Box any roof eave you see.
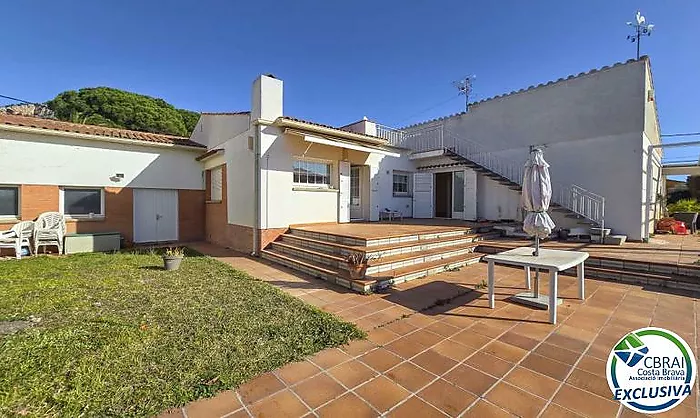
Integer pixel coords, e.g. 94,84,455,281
273,117,389,146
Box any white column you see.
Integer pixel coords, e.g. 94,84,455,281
525,266,531,290
488,261,495,308
549,271,558,324
577,263,585,300
464,168,478,220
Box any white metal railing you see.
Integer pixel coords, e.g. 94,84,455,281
375,124,406,145
397,124,606,228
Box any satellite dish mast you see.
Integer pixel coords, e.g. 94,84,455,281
626,10,654,59
453,75,476,112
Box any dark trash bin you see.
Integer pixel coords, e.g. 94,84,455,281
672,212,698,234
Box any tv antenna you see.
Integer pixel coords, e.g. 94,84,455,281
453,75,475,112
627,10,654,59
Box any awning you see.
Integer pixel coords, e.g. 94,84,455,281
285,129,400,157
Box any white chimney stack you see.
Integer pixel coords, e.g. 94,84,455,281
251,74,283,122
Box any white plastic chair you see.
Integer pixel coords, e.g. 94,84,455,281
0,221,35,259
34,212,66,254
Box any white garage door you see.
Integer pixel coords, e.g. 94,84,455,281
133,189,179,243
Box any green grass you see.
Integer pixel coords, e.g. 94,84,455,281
0,249,364,417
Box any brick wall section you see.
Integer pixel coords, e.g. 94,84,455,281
179,189,205,242
20,185,59,220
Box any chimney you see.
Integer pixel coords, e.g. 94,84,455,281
251,74,283,122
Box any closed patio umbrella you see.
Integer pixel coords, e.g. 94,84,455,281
520,147,555,299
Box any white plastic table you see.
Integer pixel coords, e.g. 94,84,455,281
483,247,589,324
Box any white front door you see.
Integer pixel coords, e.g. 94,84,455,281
350,166,363,220
338,161,350,223
413,172,434,218
133,189,179,243
452,170,465,219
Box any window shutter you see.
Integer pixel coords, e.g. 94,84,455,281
211,167,223,201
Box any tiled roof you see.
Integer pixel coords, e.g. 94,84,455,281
200,111,250,116
0,114,205,148
277,116,389,143
402,56,650,129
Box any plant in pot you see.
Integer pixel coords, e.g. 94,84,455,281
162,247,185,271
345,252,379,280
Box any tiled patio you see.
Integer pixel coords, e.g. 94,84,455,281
485,234,700,266
160,242,700,418
290,220,485,240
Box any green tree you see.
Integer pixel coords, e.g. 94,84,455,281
47,87,200,136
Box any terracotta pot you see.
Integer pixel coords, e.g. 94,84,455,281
348,263,368,280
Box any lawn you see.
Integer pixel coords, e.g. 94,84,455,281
0,249,363,417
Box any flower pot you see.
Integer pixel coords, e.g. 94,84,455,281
348,263,368,280
162,255,183,271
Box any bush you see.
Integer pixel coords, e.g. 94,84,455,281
666,198,700,214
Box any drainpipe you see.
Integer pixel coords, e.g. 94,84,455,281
252,124,261,256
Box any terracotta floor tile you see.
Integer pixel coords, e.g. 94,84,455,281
464,351,514,378
540,403,585,418
576,355,606,376
276,361,321,386
520,352,571,381
486,381,546,418
443,364,497,396
316,392,377,418
238,373,286,405
470,322,508,339
424,320,462,338
384,361,436,392
545,332,590,353
450,329,493,349
359,347,403,373
498,330,540,351
341,339,378,357
409,329,445,348
308,348,352,369
566,368,612,399
431,339,475,362
503,366,560,399
367,327,400,345
248,389,308,418
510,321,555,340
418,379,476,416
327,360,378,389
354,376,410,413
482,340,528,363
533,342,582,365
184,390,241,418
387,395,446,418
223,409,250,418
552,384,620,417
385,335,428,359
383,320,419,336
292,373,346,409
411,349,458,376
462,400,512,417
404,313,438,328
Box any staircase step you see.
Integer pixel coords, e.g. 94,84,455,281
578,266,700,292
261,248,484,293
279,232,483,258
288,226,473,247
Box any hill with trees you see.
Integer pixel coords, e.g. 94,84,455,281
45,87,199,137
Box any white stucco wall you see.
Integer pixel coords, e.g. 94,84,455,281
369,150,417,219
405,60,649,239
190,114,251,149
224,129,256,227
0,130,204,190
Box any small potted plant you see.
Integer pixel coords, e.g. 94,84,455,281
345,252,379,280
162,247,185,271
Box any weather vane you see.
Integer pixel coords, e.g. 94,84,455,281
627,10,654,59
453,75,475,112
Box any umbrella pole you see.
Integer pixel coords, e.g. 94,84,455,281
534,235,540,297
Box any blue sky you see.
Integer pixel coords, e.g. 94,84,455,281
3,1,699,149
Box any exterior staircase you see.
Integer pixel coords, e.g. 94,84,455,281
261,226,499,293
382,124,607,233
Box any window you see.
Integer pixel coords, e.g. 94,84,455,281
393,172,411,196
210,167,223,201
0,186,19,218
293,159,331,186
61,188,104,217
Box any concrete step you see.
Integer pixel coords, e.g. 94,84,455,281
288,227,473,247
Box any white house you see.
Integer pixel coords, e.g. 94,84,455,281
0,56,662,262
